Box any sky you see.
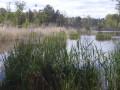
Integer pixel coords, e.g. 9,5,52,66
0,0,118,18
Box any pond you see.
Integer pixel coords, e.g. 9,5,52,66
0,32,120,85
0,41,19,84
67,35,119,53
0,34,120,68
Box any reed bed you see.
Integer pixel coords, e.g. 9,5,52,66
0,33,120,90
96,33,112,41
69,33,80,39
0,26,76,41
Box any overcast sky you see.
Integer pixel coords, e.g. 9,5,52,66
0,0,118,18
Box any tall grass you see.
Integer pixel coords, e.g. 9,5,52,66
1,33,120,90
0,26,76,41
96,33,112,41
107,42,120,90
69,33,80,39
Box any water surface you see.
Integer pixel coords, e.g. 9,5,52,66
0,33,120,85
67,35,119,53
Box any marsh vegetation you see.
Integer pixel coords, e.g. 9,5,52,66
96,33,112,41
0,32,120,90
69,33,80,40
0,0,120,90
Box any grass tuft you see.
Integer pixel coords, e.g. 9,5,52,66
69,33,80,39
96,33,112,41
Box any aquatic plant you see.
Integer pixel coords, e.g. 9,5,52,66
1,33,120,90
96,33,112,41
69,33,80,39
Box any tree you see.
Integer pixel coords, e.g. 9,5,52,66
36,12,51,25
15,1,26,27
27,9,34,23
74,17,82,28
22,18,28,28
5,12,16,26
0,8,6,24
15,1,26,12
56,14,65,26
84,23,90,30
0,12,4,24
98,23,105,29
112,0,120,27
44,5,55,23
0,8,6,17
106,14,119,27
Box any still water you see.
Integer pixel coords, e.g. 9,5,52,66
0,35,120,70
0,41,18,85
0,34,120,85
67,35,119,53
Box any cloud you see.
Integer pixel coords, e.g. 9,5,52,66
0,0,118,18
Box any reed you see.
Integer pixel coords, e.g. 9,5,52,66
96,33,112,41
0,26,76,41
1,33,120,90
69,33,80,39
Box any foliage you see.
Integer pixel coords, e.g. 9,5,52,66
106,14,119,27
27,9,34,23
69,33,80,39
1,34,120,89
15,1,26,12
1,35,102,90
112,42,120,89
0,1,101,28
0,1,119,28
0,8,6,24
0,8,6,17
22,18,29,28
96,33,112,41
5,12,16,26
84,23,90,30
0,12,4,24
98,23,105,29
36,12,51,25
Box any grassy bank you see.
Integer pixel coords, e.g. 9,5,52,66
1,33,120,90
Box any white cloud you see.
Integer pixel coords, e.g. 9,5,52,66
0,0,118,18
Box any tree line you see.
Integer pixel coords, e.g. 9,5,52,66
0,1,119,30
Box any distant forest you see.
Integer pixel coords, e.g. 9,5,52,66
0,1,119,30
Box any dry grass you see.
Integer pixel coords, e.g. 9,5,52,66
0,26,76,53
0,26,76,41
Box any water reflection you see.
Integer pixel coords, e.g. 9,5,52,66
0,40,20,85
0,34,120,85
67,35,119,53
0,40,19,70
96,31,120,33
0,53,5,85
